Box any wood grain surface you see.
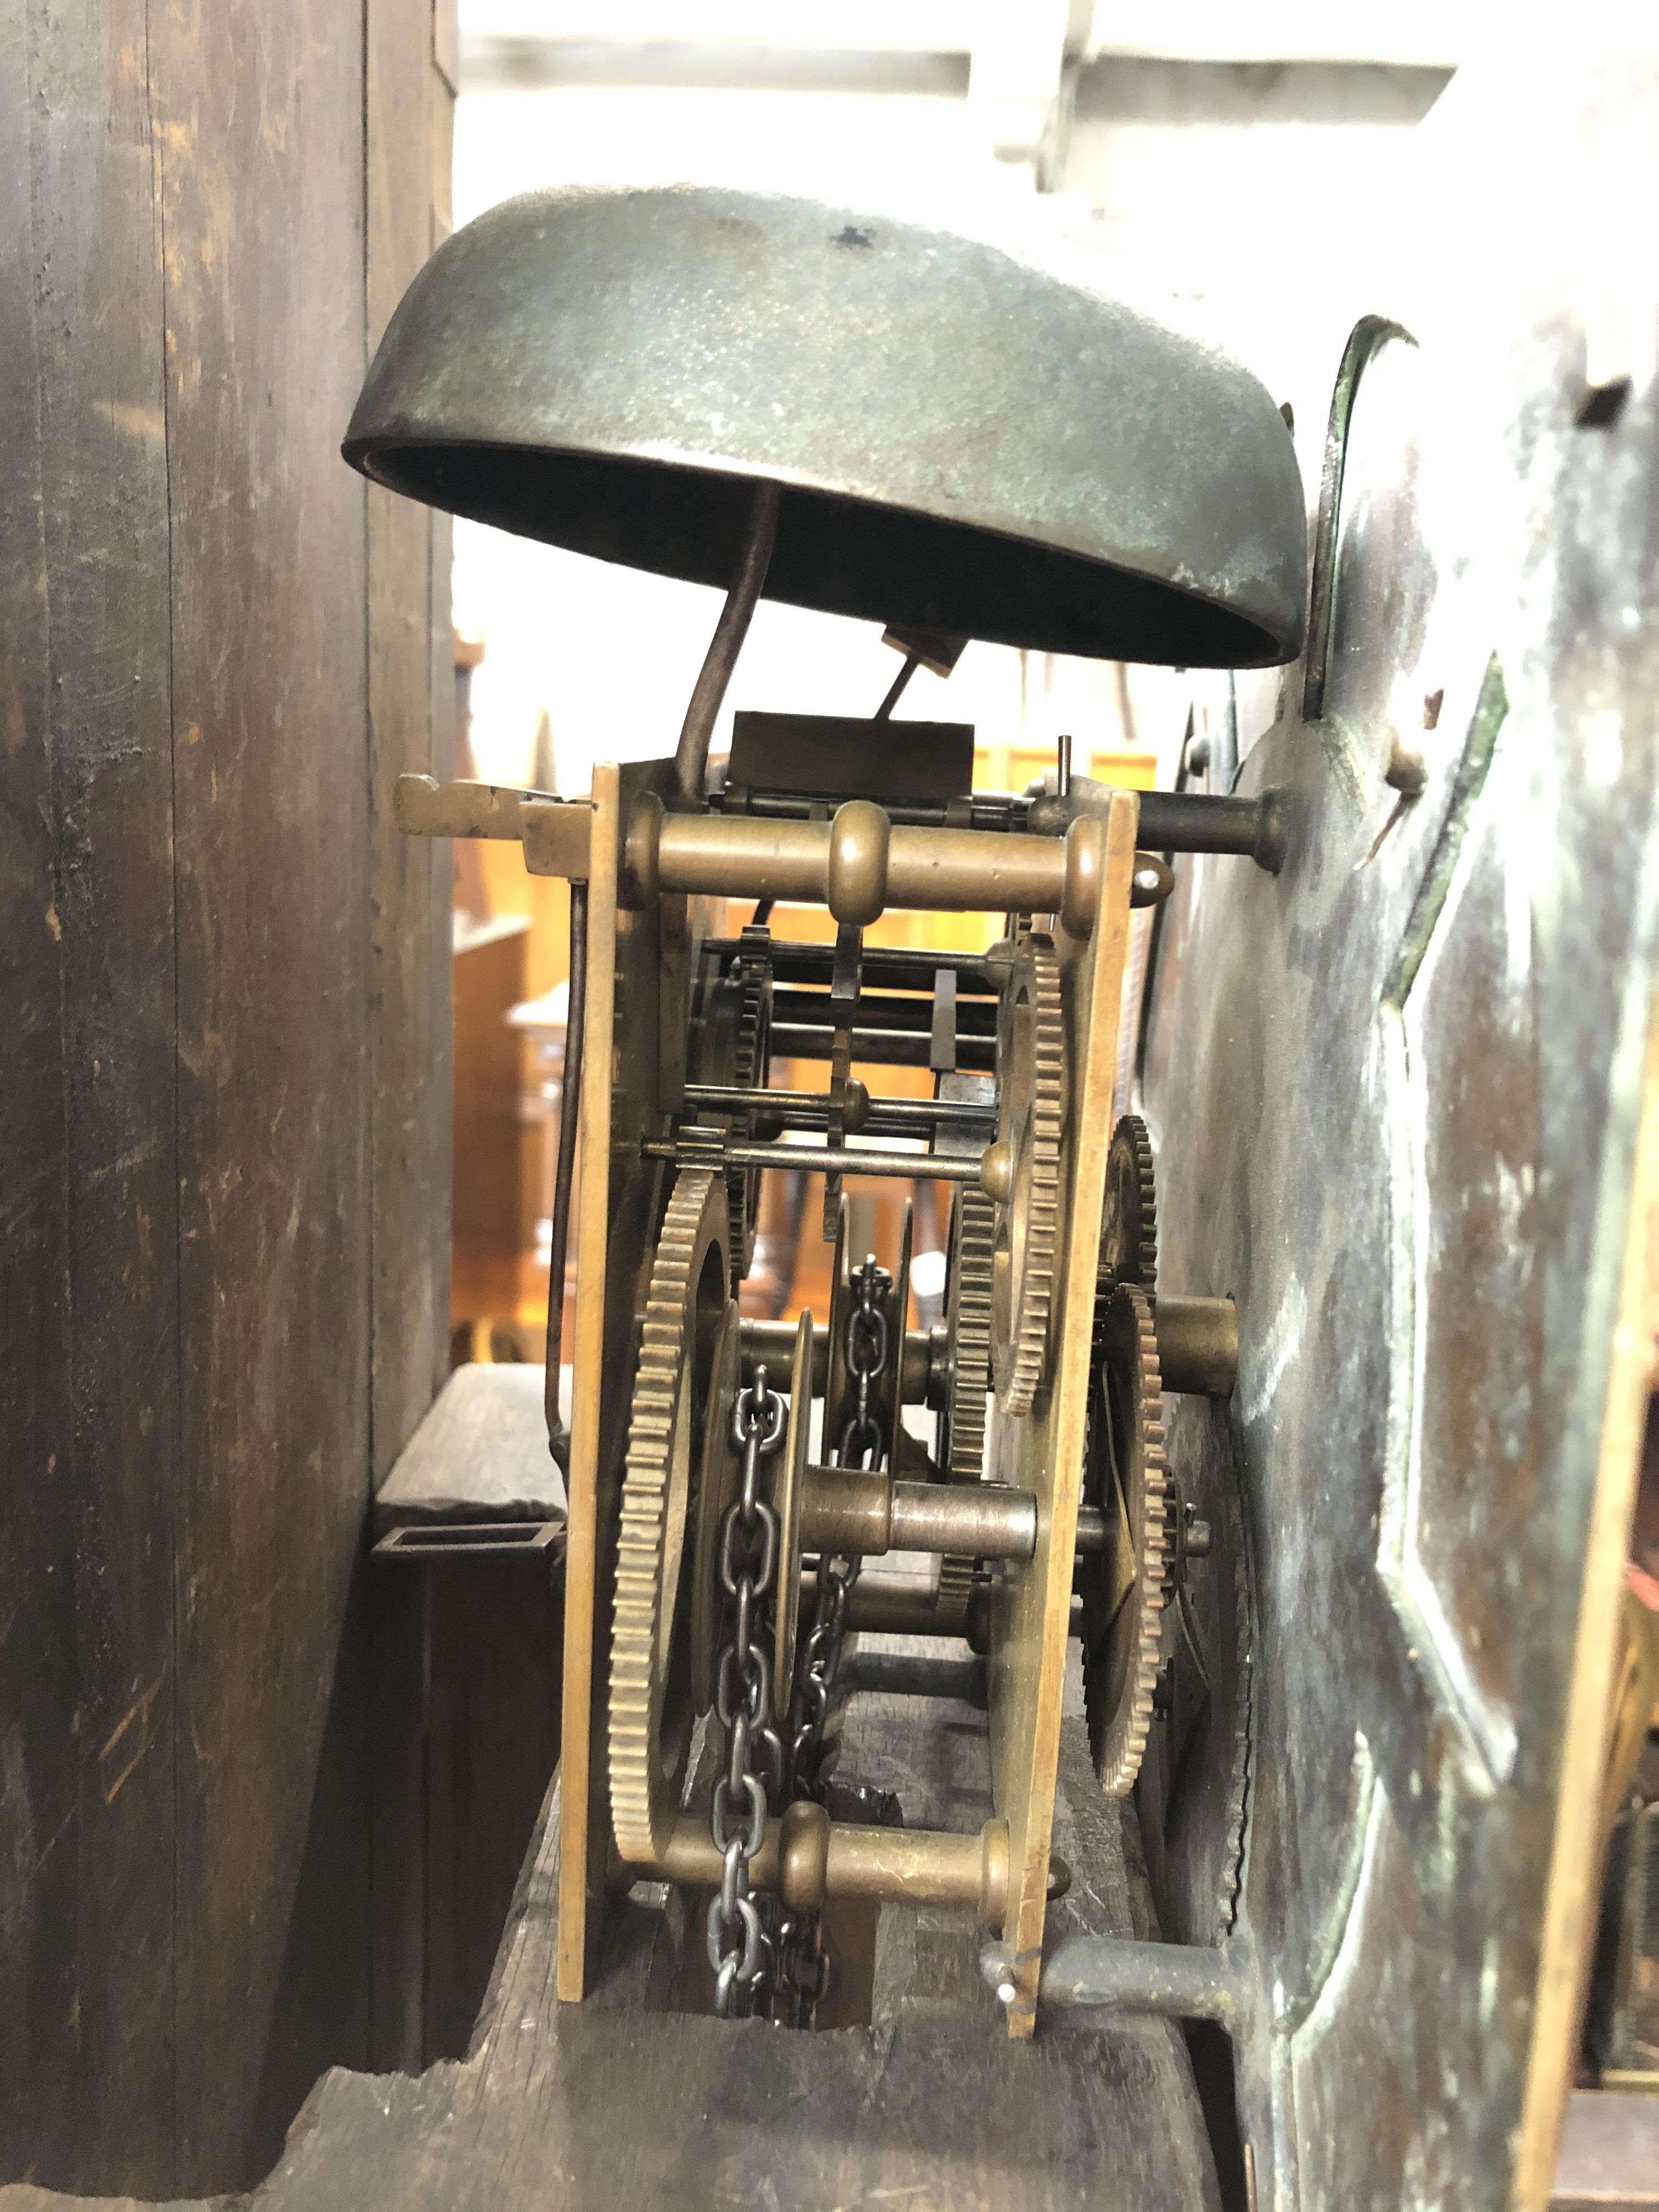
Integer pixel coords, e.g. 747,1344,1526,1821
0,0,454,2191
369,0,454,1493
0,1642,1218,2212
0,0,179,2186
373,1363,567,1534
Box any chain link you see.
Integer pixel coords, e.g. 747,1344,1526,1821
706,1367,786,2018
774,1254,894,2025
704,1258,897,2028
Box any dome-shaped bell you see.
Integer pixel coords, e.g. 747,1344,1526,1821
343,184,1306,670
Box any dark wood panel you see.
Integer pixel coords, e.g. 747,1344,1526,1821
0,0,79,2182
422,1562,562,2061
153,0,371,2186
368,0,452,1492
371,1364,564,2068
9,1657,1212,2211
0,0,180,2190
1,0,454,2192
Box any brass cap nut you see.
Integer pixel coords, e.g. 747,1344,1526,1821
826,799,890,927
777,1799,832,1913
978,1818,1011,1931
979,1137,1014,1205
623,790,664,907
1060,811,1103,937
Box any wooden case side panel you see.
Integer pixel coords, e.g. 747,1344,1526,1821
156,0,373,2181
367,0,455,1489
0,0,180,2184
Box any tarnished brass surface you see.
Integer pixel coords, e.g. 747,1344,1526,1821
1099,1113,1157,1297
607,1169,730,1862
989,932,1065,1416
888,1481,1037,1564
645,1133,984,1184
840,1573,989,1645
825,798,890,927
688,1082,991,1136
729,709,974,806
797,1466,890,1557
1155,1295,1239,1398
985,788,1139,2037
741,1317,934,1402
1079,1283,1170,1796
634,801,1099,927
555,763,623,2001
794,1470,1035,1564
638,1809,1012,1927
393,771,550,840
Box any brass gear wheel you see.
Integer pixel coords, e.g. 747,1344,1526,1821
1100,1113,1157,1300
1080,1282,1171,1795
608,1169,730,1863
989,932,1065,1416
944,1185,996,1479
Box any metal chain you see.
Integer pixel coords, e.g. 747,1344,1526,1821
837,1255,891,1469
775,1254,894,2025
706,1366,786,2019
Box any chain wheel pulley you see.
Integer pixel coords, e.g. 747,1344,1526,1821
607,1168,730,1863
988,931,1066,1415
1079,1281,1172,1795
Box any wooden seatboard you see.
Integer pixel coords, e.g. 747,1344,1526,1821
986,795,1140,2038
0,1650,1220,2212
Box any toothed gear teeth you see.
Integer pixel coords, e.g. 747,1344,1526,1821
945,1187,997,1479
989,933,1066,1417
1080,1283,1169,1797
1099,1113,1158,1305
607,1169,728,1864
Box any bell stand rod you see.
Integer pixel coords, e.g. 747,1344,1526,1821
674,479,782,806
